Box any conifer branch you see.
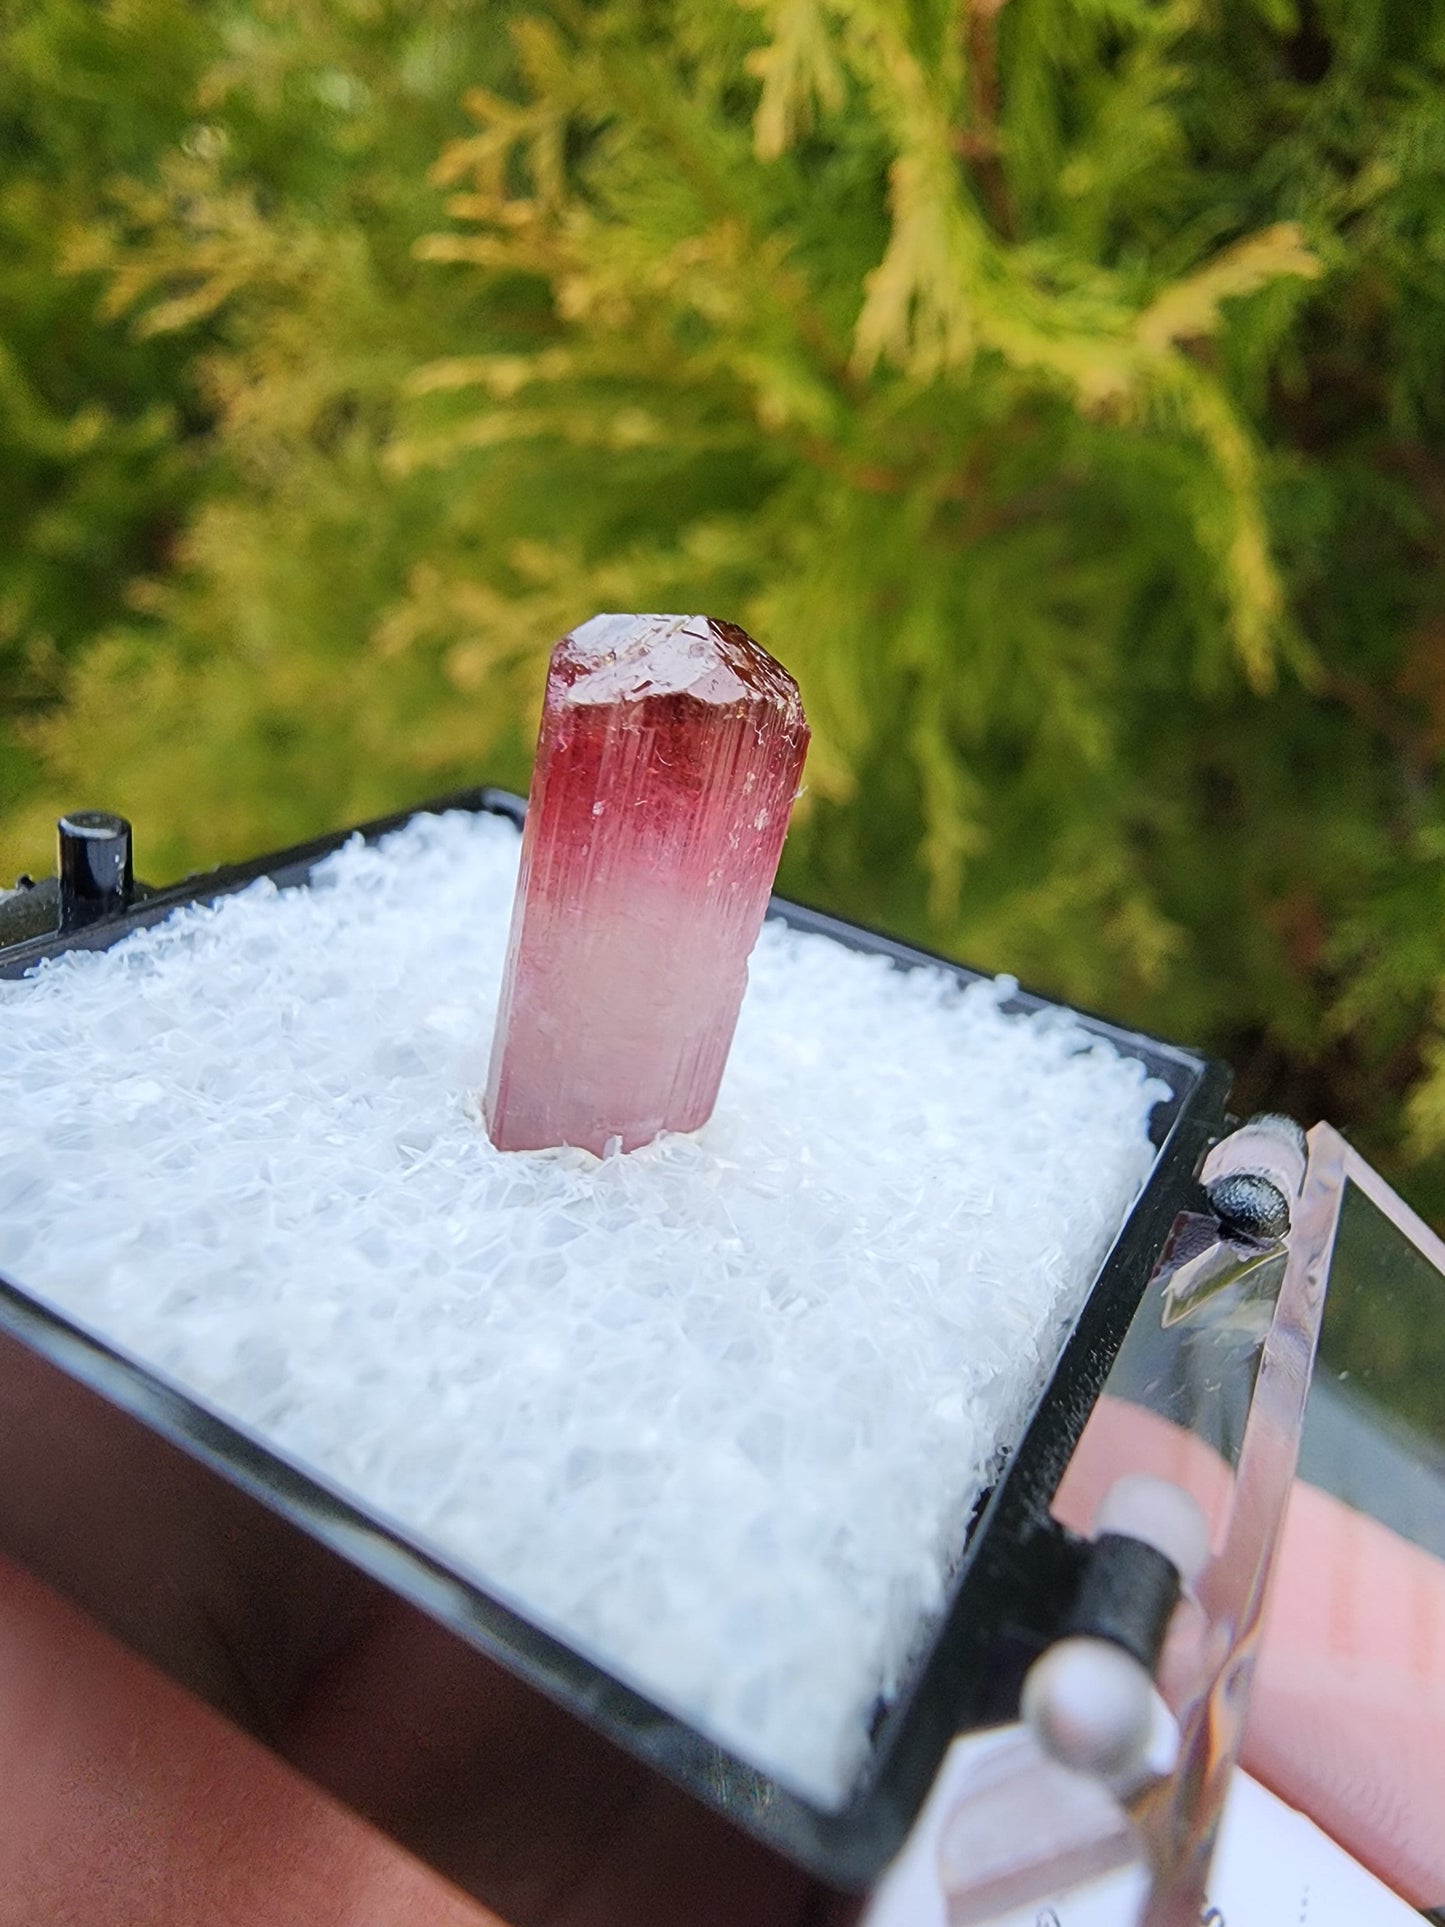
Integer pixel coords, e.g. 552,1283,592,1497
957,0,1014,241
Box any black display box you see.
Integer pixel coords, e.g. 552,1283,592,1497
0,789,1229,1898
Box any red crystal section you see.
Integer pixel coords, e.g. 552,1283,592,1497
484,614,810,1154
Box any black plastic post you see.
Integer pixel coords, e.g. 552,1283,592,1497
57,811,134,932
1063,1532,1181,1674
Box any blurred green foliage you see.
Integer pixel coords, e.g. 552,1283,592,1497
3,0,1445,1218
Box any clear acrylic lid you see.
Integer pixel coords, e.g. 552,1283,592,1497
876,1121,1445,1926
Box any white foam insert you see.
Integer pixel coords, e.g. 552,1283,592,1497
0,810,1168,1803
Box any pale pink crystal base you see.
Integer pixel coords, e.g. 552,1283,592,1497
484,613,810,1155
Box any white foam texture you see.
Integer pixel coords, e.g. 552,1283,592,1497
0,810,1167,1804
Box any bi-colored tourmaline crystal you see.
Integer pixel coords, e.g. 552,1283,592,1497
485,614,810,1154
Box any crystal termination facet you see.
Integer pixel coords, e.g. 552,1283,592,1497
484,614,810,1155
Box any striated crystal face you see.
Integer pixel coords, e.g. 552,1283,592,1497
484,613,810,1154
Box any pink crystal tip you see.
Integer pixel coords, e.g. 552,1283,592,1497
484,615,809,1155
